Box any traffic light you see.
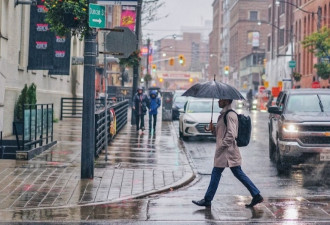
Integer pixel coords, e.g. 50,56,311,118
224,66,229,75
169,58,174,66
263,58,267,68
159,78,163,83
178,54,185,65
152,64,157,72
189,78,193,83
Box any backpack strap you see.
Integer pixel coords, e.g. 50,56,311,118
223,109,237,127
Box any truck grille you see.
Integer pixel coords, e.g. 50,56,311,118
299,137,330,145
298,125,330,132
196,123,216,134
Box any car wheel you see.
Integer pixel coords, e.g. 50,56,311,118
182,135,189,141
275,141,290,174
269,135,276,161
179,127,183,138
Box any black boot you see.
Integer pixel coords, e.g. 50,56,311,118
192,199,211,207
245,194,263,208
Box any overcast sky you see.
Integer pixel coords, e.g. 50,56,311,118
142,0,214,41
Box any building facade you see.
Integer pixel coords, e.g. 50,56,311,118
0,1,85,136
293,0,330,88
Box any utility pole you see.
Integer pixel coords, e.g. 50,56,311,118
131,0,142,125
315,6,322,82
81,0,97,179
146,38,150,75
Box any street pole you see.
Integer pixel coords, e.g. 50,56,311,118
81,0,97,179
146,38,150,89
131,0,142,125
315,6,322,82
103,32,108,162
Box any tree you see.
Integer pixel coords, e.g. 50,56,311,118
142,0,167,26
302,27,330,80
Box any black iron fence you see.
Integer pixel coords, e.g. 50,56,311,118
23,104,54,150
60,98,83,120
94,100,129,157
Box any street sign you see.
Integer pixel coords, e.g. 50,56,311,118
105,26,137,58
89,4,105,28
97,0,138,5
289,60,296,68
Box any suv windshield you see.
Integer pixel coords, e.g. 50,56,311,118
285,94,330,113
187,100,218,113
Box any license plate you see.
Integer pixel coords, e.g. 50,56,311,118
320,153,330,161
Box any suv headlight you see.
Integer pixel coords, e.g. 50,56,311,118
283,123,298,133
184,119,196,124
253,99,258,104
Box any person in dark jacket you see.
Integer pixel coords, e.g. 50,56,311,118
148,90,161,134
133,87,149,132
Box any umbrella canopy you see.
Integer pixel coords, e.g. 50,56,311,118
182,80,245,100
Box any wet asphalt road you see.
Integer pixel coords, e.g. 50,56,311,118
1,110,330,224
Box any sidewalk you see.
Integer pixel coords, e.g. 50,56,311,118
0,112,194,210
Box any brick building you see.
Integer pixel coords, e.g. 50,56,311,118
293,0,330,88
229,0,271,90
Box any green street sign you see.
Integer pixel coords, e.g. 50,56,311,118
89,4,105,28
289,60,296,68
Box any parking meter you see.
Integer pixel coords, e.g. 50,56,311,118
162,91,173,121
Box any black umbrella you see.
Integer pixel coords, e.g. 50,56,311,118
182,76,244,131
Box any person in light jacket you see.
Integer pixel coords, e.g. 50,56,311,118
192,99,263,208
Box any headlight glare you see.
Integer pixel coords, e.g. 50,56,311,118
283,124,298,133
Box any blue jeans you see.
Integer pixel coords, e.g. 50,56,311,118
149,114,157,131
204,166,260,202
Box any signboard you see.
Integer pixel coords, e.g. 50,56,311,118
89,4,106,28
28,0,54,70
120,6,136,31
289,60,296,68
49,35,71,75
105,26,137,58
28,0,71,74
97,0,138,5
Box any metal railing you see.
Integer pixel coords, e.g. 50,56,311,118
23,104,54,150
94,100,129,157
60,98,83,120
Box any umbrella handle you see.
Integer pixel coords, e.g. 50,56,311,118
204,120,213,132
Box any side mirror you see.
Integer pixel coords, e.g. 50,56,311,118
179,108,184,113
268,106,281,115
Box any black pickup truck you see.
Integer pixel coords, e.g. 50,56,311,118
268,89,330,173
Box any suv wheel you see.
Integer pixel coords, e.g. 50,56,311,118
275,143,290,174
269,136,276,161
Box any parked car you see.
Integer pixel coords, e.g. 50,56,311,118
173,90,186,99
179,98,219,140
172,95,188,120
268,89,330,173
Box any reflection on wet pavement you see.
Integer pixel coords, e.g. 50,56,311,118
0,116,192,213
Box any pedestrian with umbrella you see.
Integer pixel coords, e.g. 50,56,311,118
184,77,263,208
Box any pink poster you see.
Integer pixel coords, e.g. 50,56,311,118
121,6,136,31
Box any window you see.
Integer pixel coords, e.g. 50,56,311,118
267,36,271,51
268,7,272,22
279,2,285,15
279,29,285,46
249,11,258,21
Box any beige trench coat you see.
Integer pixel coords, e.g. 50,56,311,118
213,104,241,168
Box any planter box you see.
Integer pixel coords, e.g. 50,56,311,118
13,121,24,135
